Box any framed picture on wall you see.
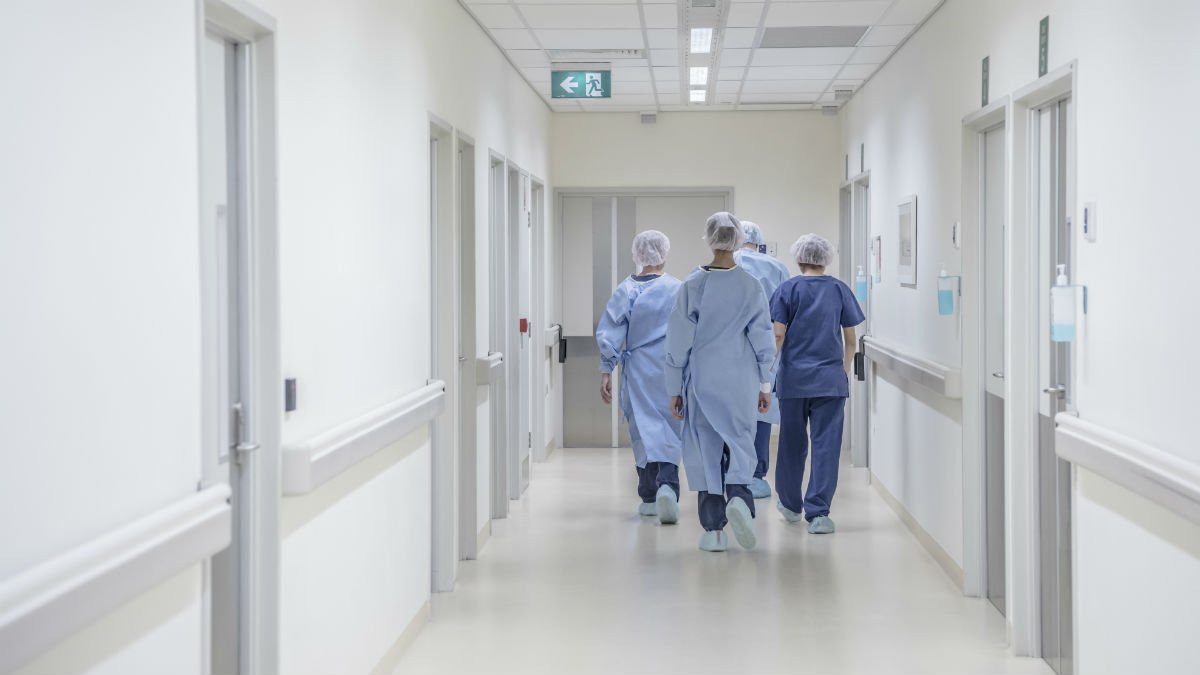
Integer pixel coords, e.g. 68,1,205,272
897,195,918,287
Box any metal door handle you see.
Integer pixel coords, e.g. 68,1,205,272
1043,386,1066,399
458,356,467,363
992,372,1005,379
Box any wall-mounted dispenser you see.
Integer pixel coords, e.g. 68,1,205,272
855,266,868,304
937,266,960,316
1051,264,1076,342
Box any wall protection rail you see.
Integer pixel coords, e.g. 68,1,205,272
1056,414,1200,527
0,485,232,673
282,380,446,496
476,352,504,384
862,336,962,399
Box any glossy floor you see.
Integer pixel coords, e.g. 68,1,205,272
394,447,1051,675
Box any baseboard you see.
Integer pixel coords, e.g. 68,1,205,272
369,600,430,675
536,438,558,462
477,519,491,554
869,471,965,590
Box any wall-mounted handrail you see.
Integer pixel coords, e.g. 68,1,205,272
476,352,504,383
862,336,962,399
544,324,561,345
282,380,446,496
0,485,232,673
1056,414,1200,527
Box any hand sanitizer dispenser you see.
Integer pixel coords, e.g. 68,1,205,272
1051,264,1076,342
937,266,955,316
855,266,868,304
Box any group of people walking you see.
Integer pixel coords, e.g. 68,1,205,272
596,212,865,552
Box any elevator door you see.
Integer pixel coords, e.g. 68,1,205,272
561,193,729,448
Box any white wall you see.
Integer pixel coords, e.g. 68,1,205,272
552,111,843,271
0,0,206,671
839,0,1200,668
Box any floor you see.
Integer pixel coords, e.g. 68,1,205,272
394,446,1052,675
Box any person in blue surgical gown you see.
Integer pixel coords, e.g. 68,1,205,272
770,234,865,535
665,212,777,552
733,221,792,499
597,230,684,525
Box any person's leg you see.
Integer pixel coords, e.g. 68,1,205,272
636,465,657,504
753,422,772,478
802,397,847,521
655,462,680,499
652,461,680,524
774,398,811,516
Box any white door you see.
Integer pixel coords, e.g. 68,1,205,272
508,169,531,496
488,158,509,517
848,178,871,467
981,123,1007,616
200,29,252,675
1034,97,1075,675
456,139,479,559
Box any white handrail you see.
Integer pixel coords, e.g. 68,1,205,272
282,380,446,496
862,336,962,399
476,352,504,383
544,324,561,344
1056,414,1200,527
0,486,232,673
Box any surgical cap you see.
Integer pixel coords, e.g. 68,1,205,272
632,230,670,269
703,212,746,251
790,234,835,267
740,221,765,246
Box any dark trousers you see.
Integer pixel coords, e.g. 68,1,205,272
697,444,756,530
636,462,680,503
777,397,846,521
753,421,772,479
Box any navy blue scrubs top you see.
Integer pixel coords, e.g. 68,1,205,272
770,275,866,399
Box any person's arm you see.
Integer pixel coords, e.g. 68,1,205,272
839,283,867,374
596,286,630,404
843,326,857,374
664,283,695,420
746,286,776,413
774,321,786,353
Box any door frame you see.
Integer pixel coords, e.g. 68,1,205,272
1007,62,1077,658
529,178,550,463
960,96,1009,601
456,132,480,560
488,151,510,518
505,162,527,497
841,172,871,469
197,1,281,672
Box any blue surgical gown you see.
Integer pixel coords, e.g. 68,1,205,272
665,267,777,494
734,249,791,425
596,273,684,468
770,275,866,399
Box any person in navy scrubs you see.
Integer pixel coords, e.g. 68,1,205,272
770,234,865,534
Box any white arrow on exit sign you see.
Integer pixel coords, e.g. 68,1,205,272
559,76,579,95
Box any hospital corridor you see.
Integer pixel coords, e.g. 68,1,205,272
2,1,1198,675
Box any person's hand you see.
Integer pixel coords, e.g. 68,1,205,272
671,396,685,420
758,392,772,413
600,374,613,404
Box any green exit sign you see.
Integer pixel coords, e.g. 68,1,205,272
551,70,611,99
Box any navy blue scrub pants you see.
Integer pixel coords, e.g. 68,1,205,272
777,397,846,521
636,462,680,503
753,421,772,479
698,445,756,530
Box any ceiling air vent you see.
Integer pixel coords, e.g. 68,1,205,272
691,0,717,8
640,112,657,125
759,26,869,48
548,49,643,62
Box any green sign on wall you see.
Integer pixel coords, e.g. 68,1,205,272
1039,16,1049,77
551,70,611,99
982,56,990,107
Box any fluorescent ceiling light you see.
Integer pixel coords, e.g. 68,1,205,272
689,67,709,86
689,89,706,103
690,28,713,54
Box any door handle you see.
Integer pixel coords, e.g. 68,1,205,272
458,356,467,363
235,442,260,464
992,372,1005,379
1043,386,1066,399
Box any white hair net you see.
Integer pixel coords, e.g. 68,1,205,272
632,230,670,270
740,221,765,246
703,212,746,251
790,234,835,267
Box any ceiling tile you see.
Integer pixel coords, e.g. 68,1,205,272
740,92,820,103
764,1,891,28
860,25,915,47
519,4,641,29
741,79,830,94
646,29,678,49
751,47,854,66
469,4,525,28
652,66,679,81
523,67,551,82
728,3,764,28
716,81,743,93
838,63,879,79
849,46,895,64
718,67,745,80
642,4,678,29
722,28,758,49
650,49,678,67
745,65,842,80
718,49,751,67
507,49,550,67
610,81,654,94
882,0,943,25
656,82,681,94
534,29,644,49
612,66,652,82
490,29,539,50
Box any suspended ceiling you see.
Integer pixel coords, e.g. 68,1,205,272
459,0,945,112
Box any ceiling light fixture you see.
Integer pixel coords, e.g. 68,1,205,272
689,67,709,86
690,89,707,103
690,28,713,54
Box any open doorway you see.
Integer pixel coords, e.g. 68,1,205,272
198,3,281,672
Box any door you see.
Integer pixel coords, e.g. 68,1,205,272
559,192,728,448
838,185,853,458
1034,97,1074,675
982,123,1007,616
200,29,252,675
848,178,871,467
488,158,509,517
456,138,479,559
429,123,457,592
508,168,531,496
